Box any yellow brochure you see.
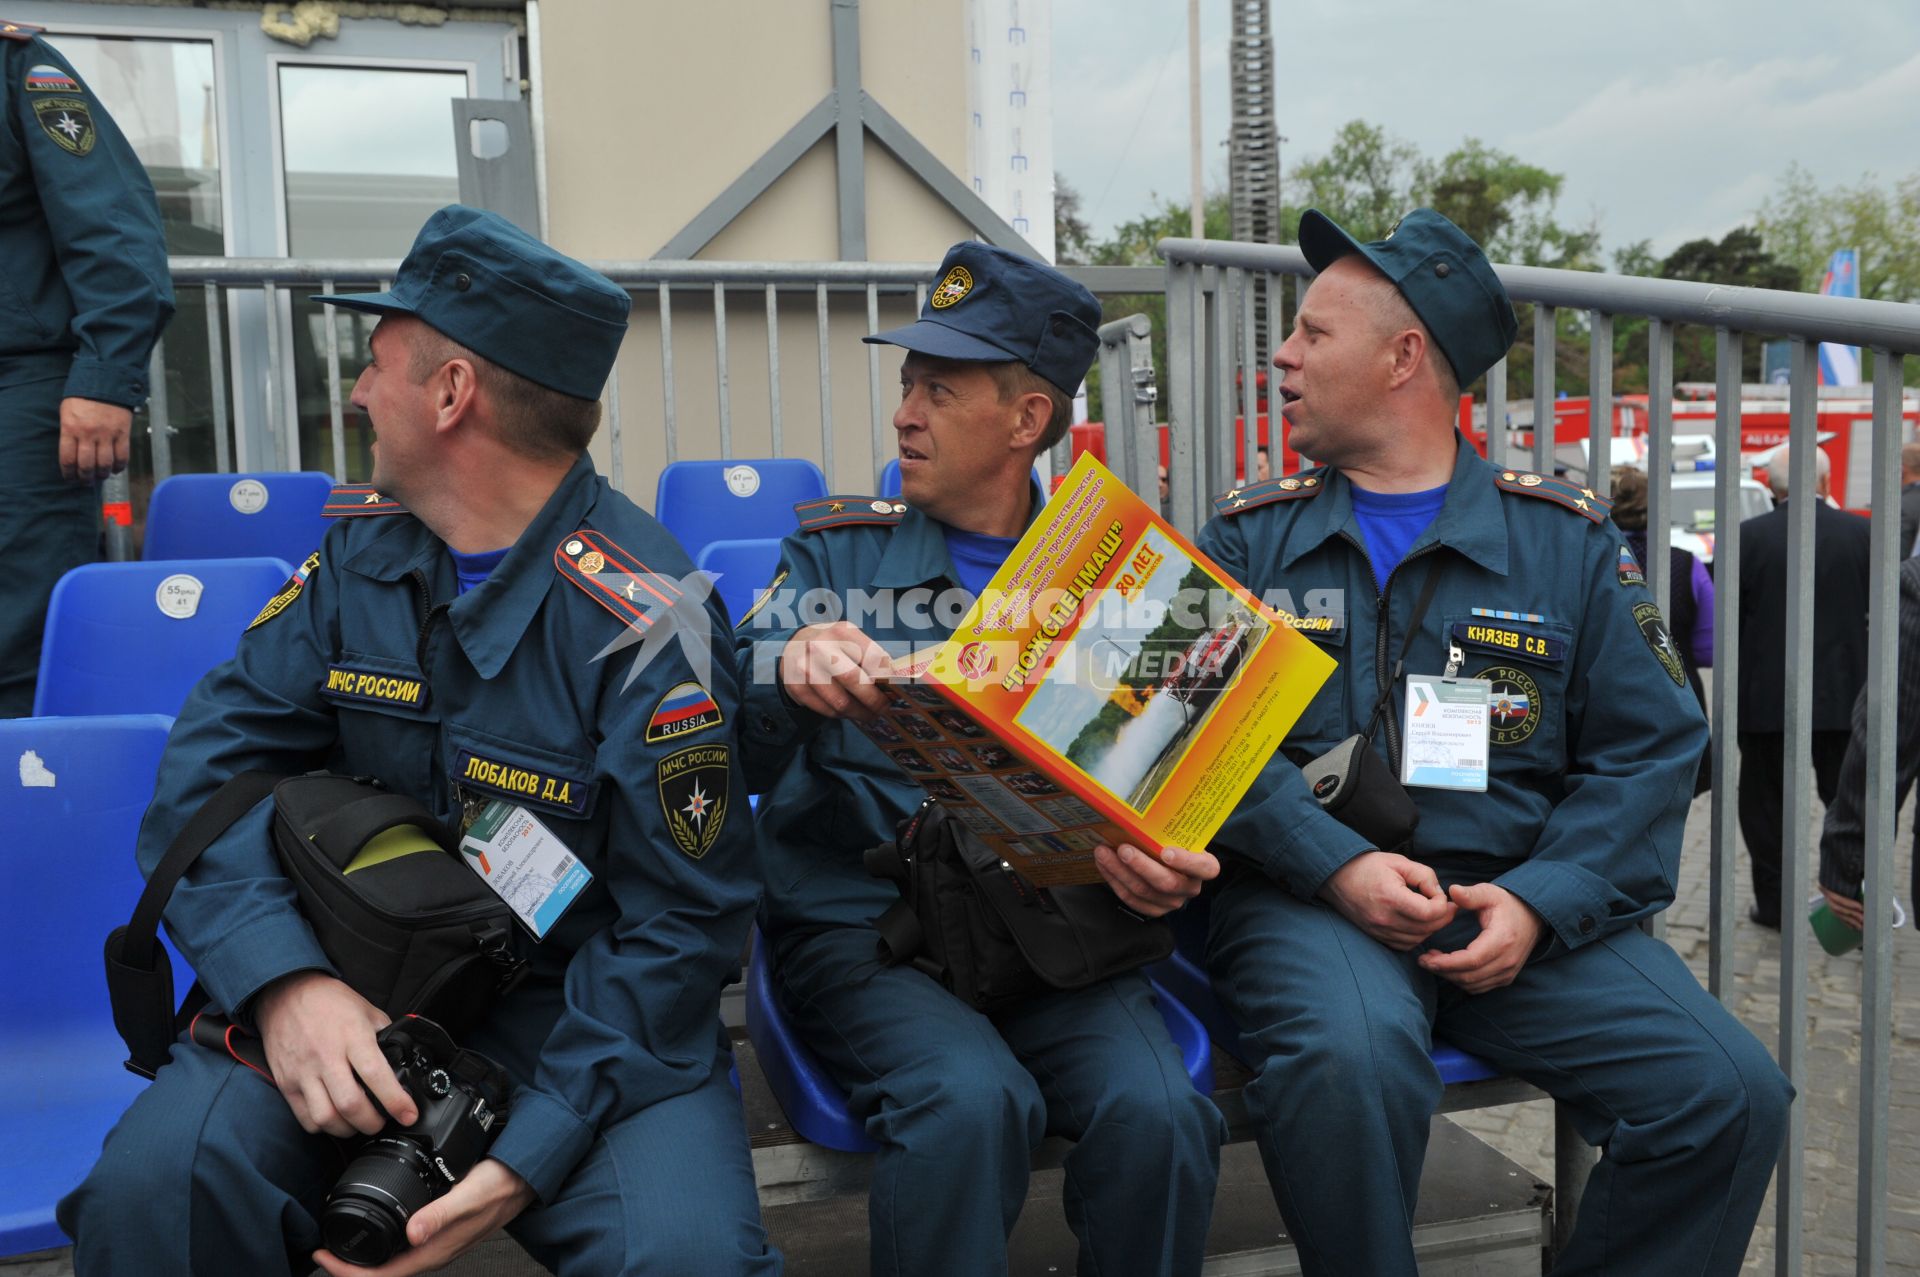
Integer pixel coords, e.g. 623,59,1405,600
853,454,1334,886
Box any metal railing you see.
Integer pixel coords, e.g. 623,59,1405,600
146,257,1160,500
1161,235,1920,1276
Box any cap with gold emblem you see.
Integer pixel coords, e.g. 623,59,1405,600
863,241,1101,396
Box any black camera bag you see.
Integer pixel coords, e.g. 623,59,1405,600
864,799,1173,1014
107,771,525,1079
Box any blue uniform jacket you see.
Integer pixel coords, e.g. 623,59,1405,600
736,490,1038,950
1200,438,1708,956
138,456,760,1201
0,25,172,405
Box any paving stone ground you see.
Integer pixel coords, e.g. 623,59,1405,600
1449,782,1920,1274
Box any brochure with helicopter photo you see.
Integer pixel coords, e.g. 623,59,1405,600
853,454,1336,886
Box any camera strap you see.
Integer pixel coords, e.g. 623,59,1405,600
1358,559,1444,744
106,771,282,1079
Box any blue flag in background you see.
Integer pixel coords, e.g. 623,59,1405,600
1818,249,1861,385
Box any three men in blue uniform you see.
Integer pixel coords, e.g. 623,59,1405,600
737,242,1224,1277
60,207,779,1276
1193,209,1791,1275
0,21,172,714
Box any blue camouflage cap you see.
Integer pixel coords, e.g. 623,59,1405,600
1298,207,1517,386
313,205,630,401
863,242,1101,394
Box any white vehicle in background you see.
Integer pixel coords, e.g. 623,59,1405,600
1574,435,1774,569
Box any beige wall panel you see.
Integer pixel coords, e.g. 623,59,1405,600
861,0,967,164
863,135,976,261
541,0,973,263
702,141,841,262
540,1,832,258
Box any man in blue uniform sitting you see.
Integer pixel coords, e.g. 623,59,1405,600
0,21,173,714
1191,208,1791,1276
736,242,1224,1277
60,207,779,1277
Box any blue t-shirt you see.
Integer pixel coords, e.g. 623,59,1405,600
449,546,510,596
1349,483,1447,592
942,525,1021,597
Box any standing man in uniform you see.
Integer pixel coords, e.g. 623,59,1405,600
60,207,780,1277
0,20,172,714
1192,209,1790,1276
737,242,1223,1277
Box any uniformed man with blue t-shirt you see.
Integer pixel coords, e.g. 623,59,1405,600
1191,208,1791,1276
736,242,1224,1277
0,20,172,714
59,207,779,1277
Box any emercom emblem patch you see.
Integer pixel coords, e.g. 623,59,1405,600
657,743,730,859
33,96,94,155
1632,601,1687,687
929,265,973,309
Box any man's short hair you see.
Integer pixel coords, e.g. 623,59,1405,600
408,326,601,461
987,361,1075,452
1362,271,1460,404
1902,442,1920,477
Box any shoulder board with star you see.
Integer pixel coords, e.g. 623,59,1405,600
322,484,408,517
796,494,907,533
0,20,46,41
555,528,680,630
1213,470,1329,518
1493,470,1612,524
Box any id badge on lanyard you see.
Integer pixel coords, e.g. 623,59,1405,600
1400,640,1490,792
458,799,594,939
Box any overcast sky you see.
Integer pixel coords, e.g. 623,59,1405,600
1052,0,1920,261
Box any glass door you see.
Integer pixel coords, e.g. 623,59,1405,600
274,59,472,481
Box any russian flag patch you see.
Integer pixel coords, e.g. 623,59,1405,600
646,680,724,743
25,64,80,92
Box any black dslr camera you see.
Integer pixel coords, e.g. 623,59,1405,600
320,1016,513,1268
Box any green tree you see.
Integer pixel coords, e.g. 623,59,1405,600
1609,227,1800,389
1079,190,1232,421
1755,163,1920,303
1054,171,1094,266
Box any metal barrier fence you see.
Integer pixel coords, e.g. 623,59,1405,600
1160,235,1920,1277
142,245,1920,1270
141,258,1160,502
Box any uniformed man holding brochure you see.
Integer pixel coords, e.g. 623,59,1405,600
737,242,1223,1277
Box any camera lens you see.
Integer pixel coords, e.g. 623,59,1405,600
321,1137,444,1267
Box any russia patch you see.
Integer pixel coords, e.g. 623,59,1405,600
248,550,319,631
25,64,78,92
646,681,724,743
1618,544,1646,589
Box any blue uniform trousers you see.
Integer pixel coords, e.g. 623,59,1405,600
0,374,97,716
776,926,1224,1277
58,983,779,1276
1208,869,1791,1277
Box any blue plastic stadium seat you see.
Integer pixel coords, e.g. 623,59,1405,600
745,927,1214,1155
695,538,784,627
0,715,182,1256
142,471,333,566
34,558,295,718
654,459,827,564
1147,942,1502,1086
